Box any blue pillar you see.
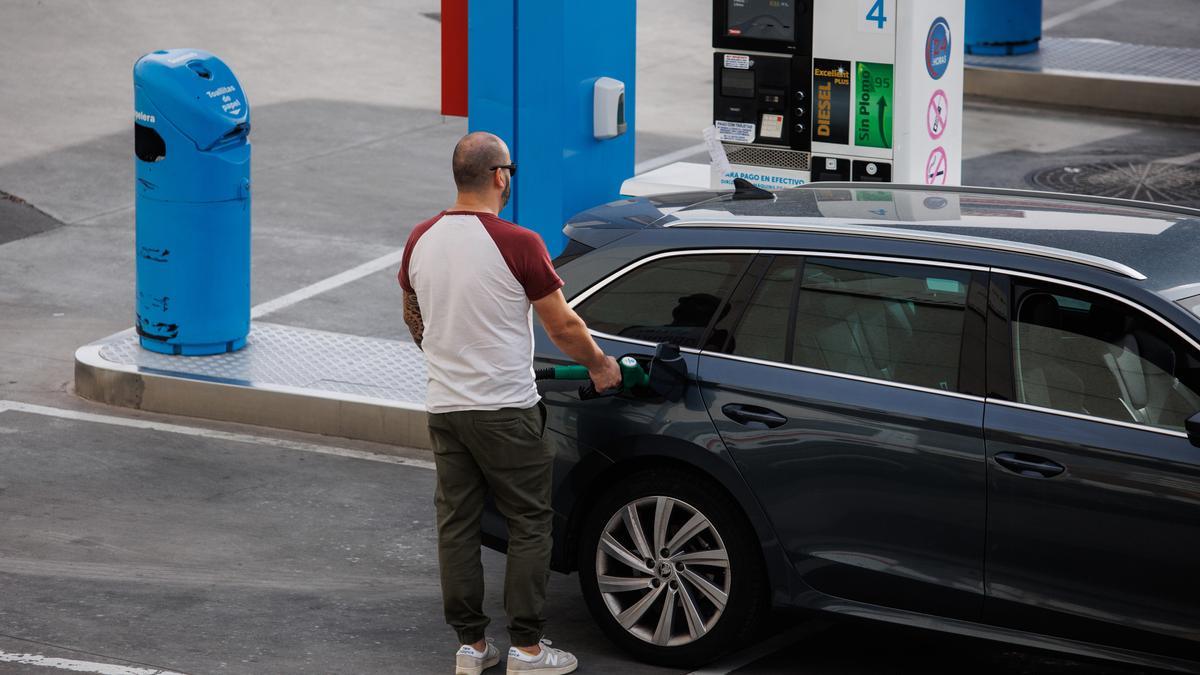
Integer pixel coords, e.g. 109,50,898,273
965,0,1042,55
468,0,637,256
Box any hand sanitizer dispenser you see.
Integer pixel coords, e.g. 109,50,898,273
593,77,626,140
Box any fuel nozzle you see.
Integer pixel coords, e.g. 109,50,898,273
534,355,650,400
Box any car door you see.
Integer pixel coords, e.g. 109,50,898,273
509,251,754,568
983,273,1200,660
697,251,991,620
534,250,756,507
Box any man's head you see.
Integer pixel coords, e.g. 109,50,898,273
451,132,513,211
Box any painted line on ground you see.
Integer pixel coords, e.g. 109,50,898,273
1162,149,1200,166
634,142,708,175
191,141,704,321
249,247,407,319
0,400,434,471
686,620,832,675
69,119,454,226
1042,0,1130,30
0,650,186,675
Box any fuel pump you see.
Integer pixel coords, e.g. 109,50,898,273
711,0,964,188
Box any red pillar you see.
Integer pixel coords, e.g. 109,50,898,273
442,0,468,117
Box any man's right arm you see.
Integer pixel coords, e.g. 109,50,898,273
532,290,621,391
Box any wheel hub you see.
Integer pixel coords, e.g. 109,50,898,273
594,495,732,647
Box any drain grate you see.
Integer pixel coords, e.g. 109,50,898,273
1027,162,1200,205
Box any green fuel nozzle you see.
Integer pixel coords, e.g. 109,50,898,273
535,356,649,399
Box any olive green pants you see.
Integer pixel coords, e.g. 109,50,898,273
427,402,553,648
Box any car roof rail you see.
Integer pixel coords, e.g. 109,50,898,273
661,220,1148,280
790,182,1200,220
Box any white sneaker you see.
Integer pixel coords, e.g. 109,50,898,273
505,639,578,674
456,638,501,675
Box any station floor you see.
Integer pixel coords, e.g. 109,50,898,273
2,1,1199,673
5,98,1196,675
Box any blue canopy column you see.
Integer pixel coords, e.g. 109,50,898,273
966,0,1042,55
469,0,637,256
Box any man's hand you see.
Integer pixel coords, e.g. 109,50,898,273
533,290,620,390
590,355,622,393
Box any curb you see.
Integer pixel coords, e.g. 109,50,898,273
74,344,432,449
965,65,1200,120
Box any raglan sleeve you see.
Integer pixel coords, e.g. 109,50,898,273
513,230,564,301
397,227,420,293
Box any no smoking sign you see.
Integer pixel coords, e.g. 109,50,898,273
925,146,948,185
927,89,948,140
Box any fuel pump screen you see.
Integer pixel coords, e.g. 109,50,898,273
726,0,794,42
721,69,756,98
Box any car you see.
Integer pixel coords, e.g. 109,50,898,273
480,182,1200,672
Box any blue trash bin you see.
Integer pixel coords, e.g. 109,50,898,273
966,0,1042,55
133,49,251,355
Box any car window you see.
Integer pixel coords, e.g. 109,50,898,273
1179,292,1200,321
1013,285,1200,432
574,253,750,348
729,256,972,392
727,257,797,364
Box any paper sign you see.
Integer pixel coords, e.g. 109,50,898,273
715,120,756,144
703,125,732,175
760,114,784,139
723,54,751,70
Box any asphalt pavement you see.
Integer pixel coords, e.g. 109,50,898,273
0,404,1172,675
1,0,1198,673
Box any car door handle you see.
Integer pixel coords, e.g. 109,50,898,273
994,452,1066,479
722,404,787,428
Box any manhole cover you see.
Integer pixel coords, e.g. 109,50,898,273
1027,162,1200,204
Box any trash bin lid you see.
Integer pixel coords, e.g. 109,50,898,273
134,49,250,151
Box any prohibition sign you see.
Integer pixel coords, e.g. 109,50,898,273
925,146,948,185
927,89,948,140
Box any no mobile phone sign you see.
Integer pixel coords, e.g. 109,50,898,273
927,89,948,140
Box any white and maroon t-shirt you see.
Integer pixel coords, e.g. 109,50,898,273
398,211,563,414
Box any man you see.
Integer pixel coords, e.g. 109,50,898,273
399,131,621,675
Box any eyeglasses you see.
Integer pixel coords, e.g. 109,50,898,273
491,163,517,177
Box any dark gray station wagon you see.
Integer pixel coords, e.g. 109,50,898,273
482,184,1200,672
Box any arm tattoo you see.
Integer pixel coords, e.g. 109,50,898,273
403,291,425,349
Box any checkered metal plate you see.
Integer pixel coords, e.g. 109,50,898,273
96,323,427,405
967,37,1200,84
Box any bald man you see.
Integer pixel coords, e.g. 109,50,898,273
400,132,620,675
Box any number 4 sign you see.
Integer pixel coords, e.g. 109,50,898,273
860,0,895,34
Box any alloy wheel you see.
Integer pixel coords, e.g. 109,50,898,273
594,495,731,647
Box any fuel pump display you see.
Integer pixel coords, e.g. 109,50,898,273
726,0,795,41
711,0,964,189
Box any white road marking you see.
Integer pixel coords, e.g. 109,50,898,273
0,400,434,471
686,620,831,675
634,142,708,175
249,247,407,319
1043,0,1130,30
139,142,701,324
1162,149,1200,166
0,650,186,675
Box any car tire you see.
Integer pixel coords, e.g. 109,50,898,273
577,467,768,668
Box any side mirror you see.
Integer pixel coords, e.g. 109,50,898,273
648,343,687,402
1186,412,1200,449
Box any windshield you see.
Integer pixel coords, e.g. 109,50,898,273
1179,293,1200,320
